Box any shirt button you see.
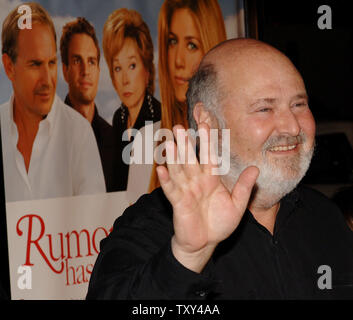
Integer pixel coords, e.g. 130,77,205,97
273,239,279,245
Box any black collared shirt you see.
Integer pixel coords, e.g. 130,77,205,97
87,185,353,300
64,95,117,192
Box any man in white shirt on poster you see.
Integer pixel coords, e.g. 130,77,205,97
0,2,105,202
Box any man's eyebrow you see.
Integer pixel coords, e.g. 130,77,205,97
250,98,277,107
71,54,97,60
292,93,308,100
27,59,42,65
249,93,308,107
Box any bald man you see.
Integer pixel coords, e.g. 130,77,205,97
87,39,353,300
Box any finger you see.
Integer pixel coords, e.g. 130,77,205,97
231,166,259,213
173,126,187,165
185,128,198,165
165,139,181,175
157,165,182,204
173,126,200,177
164,139,190,192
198,123,219,175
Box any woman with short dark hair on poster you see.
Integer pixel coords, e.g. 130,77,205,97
103,8,161,191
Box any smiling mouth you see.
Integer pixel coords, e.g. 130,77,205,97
268,144,298,152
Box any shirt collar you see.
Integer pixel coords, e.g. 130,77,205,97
9,94,57,136
273,187,301,234
44,94,58,135
244,187,301,235
9,95,17,138
64,94,97,124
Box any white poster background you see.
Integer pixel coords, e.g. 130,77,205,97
6,192,128,300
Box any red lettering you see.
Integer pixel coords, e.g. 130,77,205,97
92,227,109,254
16,214,64,274
65,258,76,286
46,233,64,261
86,263,93,276
76,265,85,284
65,229,93,259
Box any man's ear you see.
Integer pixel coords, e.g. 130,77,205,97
193,102,213,127
2,54,15,81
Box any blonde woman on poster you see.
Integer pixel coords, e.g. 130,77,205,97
103,8,161,191
149,0,227,191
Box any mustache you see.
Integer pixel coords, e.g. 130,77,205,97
262,130,306,151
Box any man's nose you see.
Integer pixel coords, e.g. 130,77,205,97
275,108,301,137
40,64,51,85
80,60,89,76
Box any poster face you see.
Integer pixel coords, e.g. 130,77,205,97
0,0,243,299
0,0,244,124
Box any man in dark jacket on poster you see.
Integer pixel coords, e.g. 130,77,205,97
60,17,117,192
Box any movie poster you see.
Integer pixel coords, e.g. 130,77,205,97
0,0,244,299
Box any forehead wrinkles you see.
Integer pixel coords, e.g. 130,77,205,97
217,49,305,105
203,41,305,123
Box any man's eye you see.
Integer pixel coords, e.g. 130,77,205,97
29,61,41,67
258,107,271,112
293,102,307,108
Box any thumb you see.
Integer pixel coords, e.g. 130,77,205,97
231,166,259,213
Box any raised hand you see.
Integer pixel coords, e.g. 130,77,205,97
156,123,259,273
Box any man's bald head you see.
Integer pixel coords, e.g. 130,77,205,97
187,38,304,130
203,38,282,64
187,38,315,209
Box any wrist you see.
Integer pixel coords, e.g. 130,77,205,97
171,236,216,273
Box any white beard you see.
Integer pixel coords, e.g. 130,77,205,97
221,133,314,209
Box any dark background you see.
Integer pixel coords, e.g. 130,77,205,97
245,0,353,120
244,0,353,193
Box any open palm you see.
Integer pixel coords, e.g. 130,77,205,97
157,124,259,272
